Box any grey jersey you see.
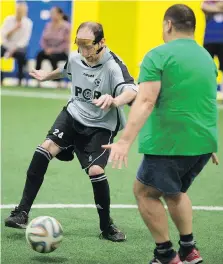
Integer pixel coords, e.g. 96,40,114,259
61,47,137,131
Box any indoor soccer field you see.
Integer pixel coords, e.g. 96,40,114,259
1,86,223,264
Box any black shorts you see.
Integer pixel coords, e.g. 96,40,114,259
46,107,116,172
204,43,223,71
136,153,212,195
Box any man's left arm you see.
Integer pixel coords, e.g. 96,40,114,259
93,62,137,109
113,85,138,107
119,81,160,145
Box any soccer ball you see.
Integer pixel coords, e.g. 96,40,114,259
25,216,63,253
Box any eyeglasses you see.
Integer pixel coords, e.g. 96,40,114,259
75,38,99,55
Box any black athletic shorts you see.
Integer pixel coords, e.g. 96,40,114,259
46,107,116,172
136,153,212,195
204,43,223,71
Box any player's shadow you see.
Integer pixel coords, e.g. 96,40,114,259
31,256,69,263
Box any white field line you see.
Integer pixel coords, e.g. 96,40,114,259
2,89,223,109
1,204,223,211
1,89,69,100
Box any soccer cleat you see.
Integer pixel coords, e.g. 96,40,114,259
179,248,203,264
5,207,28,229
149,254,183,264
99,222,126,242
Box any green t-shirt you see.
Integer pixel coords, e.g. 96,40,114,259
138,38,218,155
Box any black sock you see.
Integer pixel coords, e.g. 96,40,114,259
155,241,176,261
179,233,196,255
18,146,52,213
89,174,110,231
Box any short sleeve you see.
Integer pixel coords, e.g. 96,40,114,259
110,63,136,97
60,56,72,80
138,50,163,83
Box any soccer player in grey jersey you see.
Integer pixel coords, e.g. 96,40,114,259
5,22,137,242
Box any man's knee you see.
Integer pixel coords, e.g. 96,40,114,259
133,179,162,200
164,192,185,206
88,165,104,176
40,139,61,157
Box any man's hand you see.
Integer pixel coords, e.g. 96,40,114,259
15,22,22,30
4,48,16,58
93,94,117,110
211,153,219,165
102,139,130,169
29,69,49,81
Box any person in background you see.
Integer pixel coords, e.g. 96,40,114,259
1,2,33,86
202,0,223,98
35,6,70,87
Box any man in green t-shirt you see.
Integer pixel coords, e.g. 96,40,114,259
103,4,219,264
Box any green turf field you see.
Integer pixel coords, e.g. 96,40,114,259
1,86,223,264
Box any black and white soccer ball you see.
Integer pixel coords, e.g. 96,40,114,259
26,216,63,253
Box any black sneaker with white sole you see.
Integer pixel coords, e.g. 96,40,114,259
99,222,126,242
5,207,28,229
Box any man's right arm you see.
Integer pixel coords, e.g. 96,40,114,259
201,1,223,13
1,17,20,40
29,68,63,81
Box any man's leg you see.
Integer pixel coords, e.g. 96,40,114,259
87,165,126,242
164,193,203,264
73,125,125,242
164,154,211,264
5,140,60,229
134,180,181,264
18,140,60,213
88,165,111,231
164,193,192,237
5,108,74,229
134,155,186,264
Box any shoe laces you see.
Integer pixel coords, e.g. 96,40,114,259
10,206,20,217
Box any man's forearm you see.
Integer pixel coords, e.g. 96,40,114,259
44,68,63,81
120,96,154,146
113,89,137,107
6,28,18,39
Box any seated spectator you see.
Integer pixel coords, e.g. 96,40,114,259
35,7,70,77
1,2,33,86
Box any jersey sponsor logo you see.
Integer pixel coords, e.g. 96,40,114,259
83,72,95,78
75,86,101,100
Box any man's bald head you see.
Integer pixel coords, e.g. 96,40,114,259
76,22,104,42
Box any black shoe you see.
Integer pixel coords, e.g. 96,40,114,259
5,207,28,229
99,221,126,242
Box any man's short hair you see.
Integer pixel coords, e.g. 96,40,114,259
164,4,196,32
76,22,104,43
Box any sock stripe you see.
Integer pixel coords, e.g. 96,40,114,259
156,247,173,254
91,177,107,183
180,241,195,247
37,146,53,160
36,146,52,161
90,174,107,182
